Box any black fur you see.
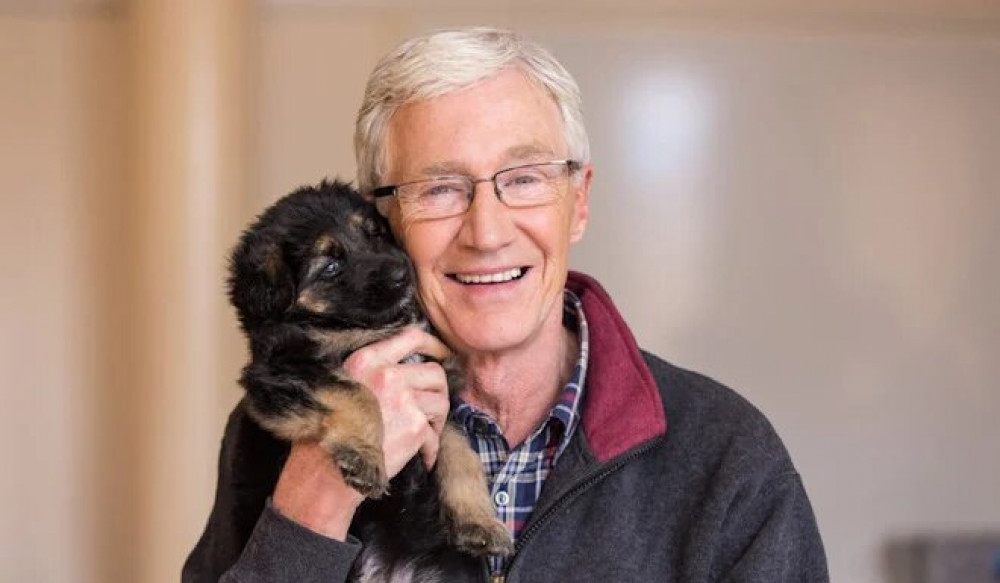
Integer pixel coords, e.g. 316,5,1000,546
227,180,492,582
229,180,419,431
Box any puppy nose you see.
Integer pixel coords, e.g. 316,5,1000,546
388,263,410,289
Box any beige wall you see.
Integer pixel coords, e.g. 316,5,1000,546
1,3,998,583
0,11,128,583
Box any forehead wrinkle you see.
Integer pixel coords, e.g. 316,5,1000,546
384,68,567,184
414,143,560,179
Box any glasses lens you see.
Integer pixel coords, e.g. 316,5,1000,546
497,163,566,206
399,177,469,218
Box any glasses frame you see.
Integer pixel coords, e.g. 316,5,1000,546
372,159,581,217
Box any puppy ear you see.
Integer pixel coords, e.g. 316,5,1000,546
228,228,295,332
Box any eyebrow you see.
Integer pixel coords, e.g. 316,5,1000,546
418,162,467,177
416,144,558,177
505,144,556,161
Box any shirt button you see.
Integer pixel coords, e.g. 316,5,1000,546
494,490,510,507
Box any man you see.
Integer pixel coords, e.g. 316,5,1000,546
184,27,828,582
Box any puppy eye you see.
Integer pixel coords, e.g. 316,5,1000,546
320,259,342,278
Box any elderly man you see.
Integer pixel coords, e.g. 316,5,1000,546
184,28,828,583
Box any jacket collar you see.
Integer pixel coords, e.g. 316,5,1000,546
566,271,667,462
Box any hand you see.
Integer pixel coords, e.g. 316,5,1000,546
272,326,453,539
342,326,452,475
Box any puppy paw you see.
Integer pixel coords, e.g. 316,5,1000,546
452,517,514,557
330,444,388,499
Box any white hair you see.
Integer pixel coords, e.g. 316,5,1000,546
354,27,590,193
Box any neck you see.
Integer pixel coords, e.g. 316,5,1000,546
458,310,579,447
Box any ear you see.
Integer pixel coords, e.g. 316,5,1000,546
227,228,295,332
569,163,592,243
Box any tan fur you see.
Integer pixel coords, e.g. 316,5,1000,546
348,211,369,229
308,328,398,357
252,406,326,442
313,232,340,255
316,384,389,497
436,424,513,554
265,246,284,283
315,387,384,448
296,289,331,313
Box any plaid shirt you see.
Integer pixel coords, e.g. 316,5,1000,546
451,290,589,575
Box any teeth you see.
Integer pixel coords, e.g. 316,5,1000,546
455,267,523,284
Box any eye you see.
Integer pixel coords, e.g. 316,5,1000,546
501,169,544,188
320,259,342,278
420,180,465,198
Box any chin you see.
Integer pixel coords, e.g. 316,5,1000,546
452,314,546,357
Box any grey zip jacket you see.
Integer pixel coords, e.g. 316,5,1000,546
183,271,829,583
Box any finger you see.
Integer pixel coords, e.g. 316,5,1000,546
386,361,450,432
364,362,449,434
405,361,451,396
412,389,449,435
395,325,452,361
419,425,440,470
344,327,451,375
365,361,448,398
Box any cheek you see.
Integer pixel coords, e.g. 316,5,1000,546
396,220,452,275
522,206,575,256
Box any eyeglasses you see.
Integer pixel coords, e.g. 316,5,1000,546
372,160,580,220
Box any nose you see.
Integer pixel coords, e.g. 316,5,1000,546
459,180,516,252
387,258,410,289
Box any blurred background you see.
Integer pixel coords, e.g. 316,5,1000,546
1,1,998,582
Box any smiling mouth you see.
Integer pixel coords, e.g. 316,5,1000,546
450,267,527,285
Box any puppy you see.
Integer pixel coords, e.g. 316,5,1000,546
228,180,512,580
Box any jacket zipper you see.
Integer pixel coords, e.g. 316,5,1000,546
495,439,663,582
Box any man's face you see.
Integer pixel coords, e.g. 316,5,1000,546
383,68,591,357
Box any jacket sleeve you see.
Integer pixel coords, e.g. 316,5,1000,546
217,501,363,583
182,400,362,583
717,470,829,583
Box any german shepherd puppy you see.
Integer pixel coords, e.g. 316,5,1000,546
228,181,512,581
